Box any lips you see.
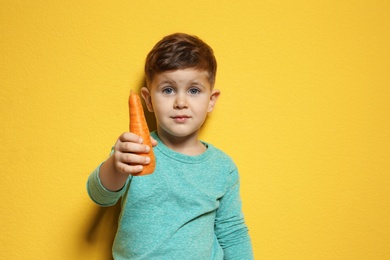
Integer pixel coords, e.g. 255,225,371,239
171,115,190,123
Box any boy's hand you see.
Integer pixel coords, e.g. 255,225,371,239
113,132,157,175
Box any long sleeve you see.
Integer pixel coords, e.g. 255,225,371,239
86,132,254,259
87,163,129,207
215,168,254,259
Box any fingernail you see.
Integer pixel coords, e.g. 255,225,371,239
145,157,150,163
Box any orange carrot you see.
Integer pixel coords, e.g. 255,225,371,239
128,91,156,175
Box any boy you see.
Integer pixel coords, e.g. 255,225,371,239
87,33,254,259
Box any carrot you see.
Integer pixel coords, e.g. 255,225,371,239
128,91,156,175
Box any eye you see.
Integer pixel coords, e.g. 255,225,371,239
188,88,201,95
162,87,175,95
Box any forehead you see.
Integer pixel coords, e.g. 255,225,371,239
151,69,211,85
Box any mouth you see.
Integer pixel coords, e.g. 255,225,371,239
171,115,190,123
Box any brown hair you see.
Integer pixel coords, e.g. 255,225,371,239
145,33,217,87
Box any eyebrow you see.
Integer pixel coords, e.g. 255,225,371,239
155,77,208,89
188,81,206,89
156,80,175,87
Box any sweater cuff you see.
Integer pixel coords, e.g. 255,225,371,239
87,164,126,207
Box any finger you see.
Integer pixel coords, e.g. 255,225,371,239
118,132,143,143
116,162,143,175
117,152,151,165
150,136,158,147
116,142,150,154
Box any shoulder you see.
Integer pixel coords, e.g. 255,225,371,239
204,142,237,171
207,143,232,160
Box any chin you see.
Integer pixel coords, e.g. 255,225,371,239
158,127,200,139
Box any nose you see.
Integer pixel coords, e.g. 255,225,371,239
173,93,188,109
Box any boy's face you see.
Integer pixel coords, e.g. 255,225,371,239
141,69,220,141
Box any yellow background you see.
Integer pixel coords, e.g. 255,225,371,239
1,1,389,259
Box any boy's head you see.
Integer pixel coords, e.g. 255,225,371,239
145,33,217,88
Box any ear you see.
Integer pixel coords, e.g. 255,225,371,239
208,89,220,112
141,87,154,112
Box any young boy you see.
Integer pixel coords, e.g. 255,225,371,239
87,33,254,259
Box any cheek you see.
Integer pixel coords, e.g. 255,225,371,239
150,96,165,112
153,107,166,118
196,101,212,116
151,101,169,121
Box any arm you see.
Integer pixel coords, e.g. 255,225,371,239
215,168,254,259
87,132,157,205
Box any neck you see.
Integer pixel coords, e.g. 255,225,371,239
156,129,206,156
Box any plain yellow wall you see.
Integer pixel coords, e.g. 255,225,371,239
1,1,389,259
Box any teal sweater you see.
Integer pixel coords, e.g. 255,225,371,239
87,132,254,259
